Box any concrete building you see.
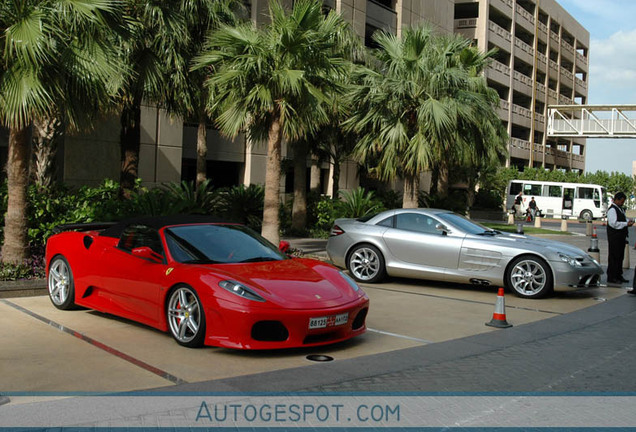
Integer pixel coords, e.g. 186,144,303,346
455,0,589,172
0,0,589,192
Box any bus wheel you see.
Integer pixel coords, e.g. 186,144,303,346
579,210,593,221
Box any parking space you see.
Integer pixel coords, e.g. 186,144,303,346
2,269,628,394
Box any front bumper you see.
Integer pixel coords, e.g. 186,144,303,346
202,296,370,350
551,260,604,291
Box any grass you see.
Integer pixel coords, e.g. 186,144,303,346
482,222,572,235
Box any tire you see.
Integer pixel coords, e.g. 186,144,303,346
347,244,386,283
166,285,206,348
505,255,553,299
580,210,593,221
48,255,76,310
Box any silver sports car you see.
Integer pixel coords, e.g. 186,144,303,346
326,208,603,299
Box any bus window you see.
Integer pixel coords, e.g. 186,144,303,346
577,187,594,200
509,182,522,195
524,184,542,196
547,185,562,197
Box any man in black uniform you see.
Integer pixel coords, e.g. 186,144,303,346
606,192,633,284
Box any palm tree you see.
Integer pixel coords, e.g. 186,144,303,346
0,0,123,264
163,0,242,190
117,1,188,197
194,0,353,243
346,26,507,208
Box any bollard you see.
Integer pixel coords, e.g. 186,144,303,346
507,211,514,225
586,220,593,236
588,226,600,262
516,223,524,234
560,216,568,232
534,215,541,228
624,243,631,269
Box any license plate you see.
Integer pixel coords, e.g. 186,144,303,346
309,313,348,329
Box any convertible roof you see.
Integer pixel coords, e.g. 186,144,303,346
99,214,229,238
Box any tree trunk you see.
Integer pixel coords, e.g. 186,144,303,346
261,115,282,244
437,162,450,197
2,126,31,265
402,174,419,208
32,117,62,191
331,145,341,198
310,152,321,193
120,103,141,198
196,108,208,189
291,140,308,233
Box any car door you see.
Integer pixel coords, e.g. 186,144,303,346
98,224,168,326
382,212,464,280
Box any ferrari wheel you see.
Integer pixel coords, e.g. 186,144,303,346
347,244,386,283
167,285,206,348
506,255,553,299
48,255,76,310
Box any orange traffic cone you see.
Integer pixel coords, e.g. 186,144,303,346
486,288,512,328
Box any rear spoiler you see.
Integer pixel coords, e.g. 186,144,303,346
52,222,117,234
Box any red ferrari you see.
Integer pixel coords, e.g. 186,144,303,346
45,215,369,349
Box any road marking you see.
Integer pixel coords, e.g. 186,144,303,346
1,299,187,385
367,328,433,344
361,285,564,315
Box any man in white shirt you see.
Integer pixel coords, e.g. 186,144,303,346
606,192,633,284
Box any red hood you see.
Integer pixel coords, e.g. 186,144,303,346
202,258,358,308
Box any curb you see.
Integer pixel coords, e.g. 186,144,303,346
0,279,47,299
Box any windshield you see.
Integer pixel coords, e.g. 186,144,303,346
437,213,492,235
164,224,287,264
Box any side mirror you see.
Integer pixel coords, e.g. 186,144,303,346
132,246,163,263
278,240,291,254
435,223,449,235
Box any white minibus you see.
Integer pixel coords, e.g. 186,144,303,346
505,180,608,220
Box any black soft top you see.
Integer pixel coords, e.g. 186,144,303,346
99,214,229,238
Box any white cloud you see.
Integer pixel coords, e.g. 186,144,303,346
589,29,636,103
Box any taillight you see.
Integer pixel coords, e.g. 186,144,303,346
330,225,345,236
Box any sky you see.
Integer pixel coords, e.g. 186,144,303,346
556,0,636,176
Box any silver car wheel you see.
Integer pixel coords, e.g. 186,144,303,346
48,256,75,309
350,247,381,281
167,286,203,345
510,259,547,297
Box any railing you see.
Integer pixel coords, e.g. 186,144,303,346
490,59,511,77
514,38,534,57
536,113,545,124
488,21,512,42
513,104,532,119
455,18,477,29
550,31,559,44
510,138,531,150
561,40,575,55
537,52,547,65
538,21,548,34
516,7,535,27
548,89,558,100
559,95,573,105
576,51,588,66
575,77,587,90
513,70,533,87
500,99,510,110
536,82,546,95
561,68,573,81
549,59,558,71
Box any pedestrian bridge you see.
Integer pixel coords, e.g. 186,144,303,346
547,104,636,138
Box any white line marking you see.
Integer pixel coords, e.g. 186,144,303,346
367,327,433,344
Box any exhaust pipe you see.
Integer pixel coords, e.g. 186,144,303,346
470,278,491,286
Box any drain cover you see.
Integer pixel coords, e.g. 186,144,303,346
306,354,334,362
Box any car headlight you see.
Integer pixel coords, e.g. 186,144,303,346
219,280,265,302
339,271,360,292
558,253,582,267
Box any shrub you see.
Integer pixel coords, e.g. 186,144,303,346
337,187,385,218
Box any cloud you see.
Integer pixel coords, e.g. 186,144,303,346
589,29,636,103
